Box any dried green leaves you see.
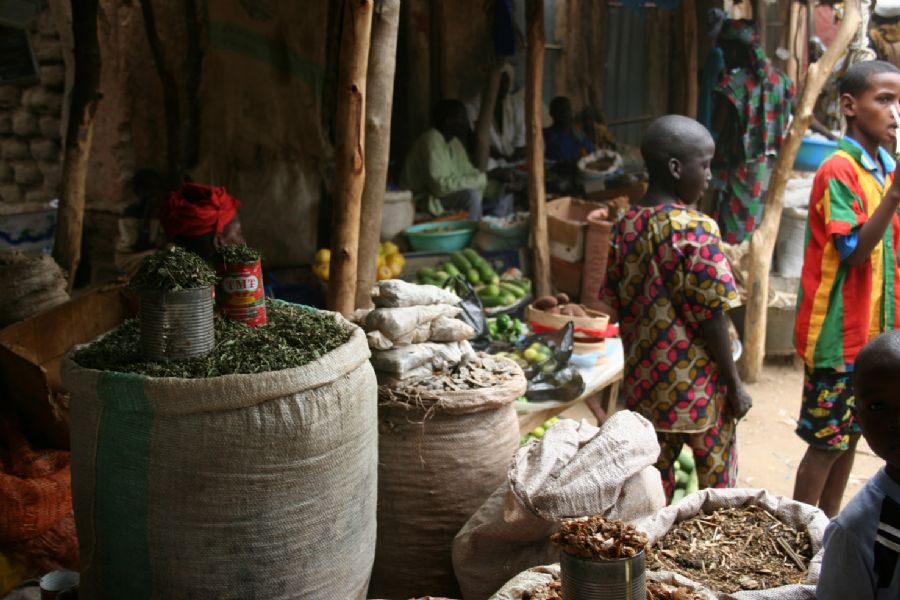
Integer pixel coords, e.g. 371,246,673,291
129,245,217,291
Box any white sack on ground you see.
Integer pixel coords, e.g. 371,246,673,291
633,488,829,600
453,411,666,599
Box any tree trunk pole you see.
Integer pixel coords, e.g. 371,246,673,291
355,0,400,310
328,0,374,316
683,0,698,119
526,0,551,298
53,0,101,290
740,0,860,382
786,1,801,84
754,0,767,51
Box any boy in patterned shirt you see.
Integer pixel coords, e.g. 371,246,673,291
793,60,900,518
603,115,752,499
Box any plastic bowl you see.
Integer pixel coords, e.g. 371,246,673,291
404,220,478,252
795,137,838,172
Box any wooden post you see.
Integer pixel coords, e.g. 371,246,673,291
328,0,374,316
53,0,101,290
786,1,801,84
683,0,698,119
754,0,767,51
526,0,551,298
355,0,400,310
474,66,503,171
740,0,860,382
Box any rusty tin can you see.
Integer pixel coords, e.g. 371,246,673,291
216,259,267,326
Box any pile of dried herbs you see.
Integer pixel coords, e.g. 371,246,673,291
647,506,813,593
215,243,261,264
129,245,217,291
551,516,648,560
73,300,351,377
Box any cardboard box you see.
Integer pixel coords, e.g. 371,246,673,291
550,256,583,299
546,197,606,262
0,285,134,448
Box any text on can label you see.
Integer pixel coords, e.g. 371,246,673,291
223,275,259,293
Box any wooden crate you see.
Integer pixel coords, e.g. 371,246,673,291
0,285,134,448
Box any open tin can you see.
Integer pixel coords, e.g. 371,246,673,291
139,286,215,360
561,549,646,600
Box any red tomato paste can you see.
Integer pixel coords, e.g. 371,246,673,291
216,259,267,326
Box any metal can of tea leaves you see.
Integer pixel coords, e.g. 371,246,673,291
216,259,267,326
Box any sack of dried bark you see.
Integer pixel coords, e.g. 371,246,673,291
633,488,829,600
452,412,667,599
369,355,527,600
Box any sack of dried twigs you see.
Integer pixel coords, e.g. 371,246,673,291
368,355,527,600
633,488,829,600
453,412,666,599
487,564,717,600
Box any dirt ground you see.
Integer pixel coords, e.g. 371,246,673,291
564,359,882,512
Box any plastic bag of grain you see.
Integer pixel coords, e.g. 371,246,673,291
368,357,527,600
633,488,829,600
452,412,666,599
62,311,377,600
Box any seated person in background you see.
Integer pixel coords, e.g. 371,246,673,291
159,179,244,262
870,0,900,68
114,169,168,276
401,99,495,220
543,96,596,163
816,330,900,600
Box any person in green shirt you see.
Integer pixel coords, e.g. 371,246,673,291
401,99,497,219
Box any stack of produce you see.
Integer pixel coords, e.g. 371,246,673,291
486,314,527,344
314,241,404,283
358,279,477,382
521,416,559,443
532,293,588,316
671,446,699,503
416,249,530,308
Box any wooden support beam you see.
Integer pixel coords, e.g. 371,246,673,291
328,0,374,316
53,0,101,290
474,66,503,171
526,0,551,298
754,0,767,51
355,0,400,310
740,0,860,382
683,0,698,119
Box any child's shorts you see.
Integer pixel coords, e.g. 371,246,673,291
795,366,860,451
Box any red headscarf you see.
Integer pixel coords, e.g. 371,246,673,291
160,183,240,240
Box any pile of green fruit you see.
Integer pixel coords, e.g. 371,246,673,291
416,249,530,308
487,314,527,343
495,341,555,373
672,446,699,503
520,416,560,444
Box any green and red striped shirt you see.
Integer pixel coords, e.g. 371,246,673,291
795,138,900,368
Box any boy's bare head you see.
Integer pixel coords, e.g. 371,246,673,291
854,331,900,471
641,115,714,204
839,61,900,149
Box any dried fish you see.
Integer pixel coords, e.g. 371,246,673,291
647,506,812,594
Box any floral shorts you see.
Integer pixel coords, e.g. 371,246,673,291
795,367,860,451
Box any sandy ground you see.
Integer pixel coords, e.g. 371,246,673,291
564,359,883,512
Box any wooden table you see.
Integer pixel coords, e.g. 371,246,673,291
516,337,625,433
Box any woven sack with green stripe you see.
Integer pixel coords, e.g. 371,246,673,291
62,311,377,600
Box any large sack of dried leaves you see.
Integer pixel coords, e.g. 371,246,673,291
452,412,666,599
368,355,527,600
633,488,829,600
62,310,377,600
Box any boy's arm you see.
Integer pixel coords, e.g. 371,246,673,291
699,312,752,420
842,181,900,266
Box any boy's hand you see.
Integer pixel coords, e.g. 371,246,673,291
725,383,753,421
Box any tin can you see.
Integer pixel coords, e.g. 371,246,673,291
561,550,646,600
216,259,267,326
39,570,79,600
139,286,216,361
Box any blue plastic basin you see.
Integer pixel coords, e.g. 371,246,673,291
795,137,838,172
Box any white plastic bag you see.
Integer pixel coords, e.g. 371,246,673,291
372,279,460,308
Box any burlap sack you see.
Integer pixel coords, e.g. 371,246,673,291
452,412,666,599
633,488,829,600
488,564,717,600
62,312,378,600
368,358,527,600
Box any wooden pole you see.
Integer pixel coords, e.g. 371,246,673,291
474,66,503,171
328,0,374,316
683,0,698,119
53,0,101,290
740,0,860,382
355,0,400,310
754,0,767,51
526,0,551,298
786,1,801,84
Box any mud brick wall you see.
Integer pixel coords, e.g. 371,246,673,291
0,7,64,206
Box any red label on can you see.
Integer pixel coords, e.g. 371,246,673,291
216,260,267,326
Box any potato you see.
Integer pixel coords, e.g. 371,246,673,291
555,293,570,304
568,304,587,317
547,306,562,314
534,295,558,310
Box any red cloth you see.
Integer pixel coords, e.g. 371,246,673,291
160,183,240,240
